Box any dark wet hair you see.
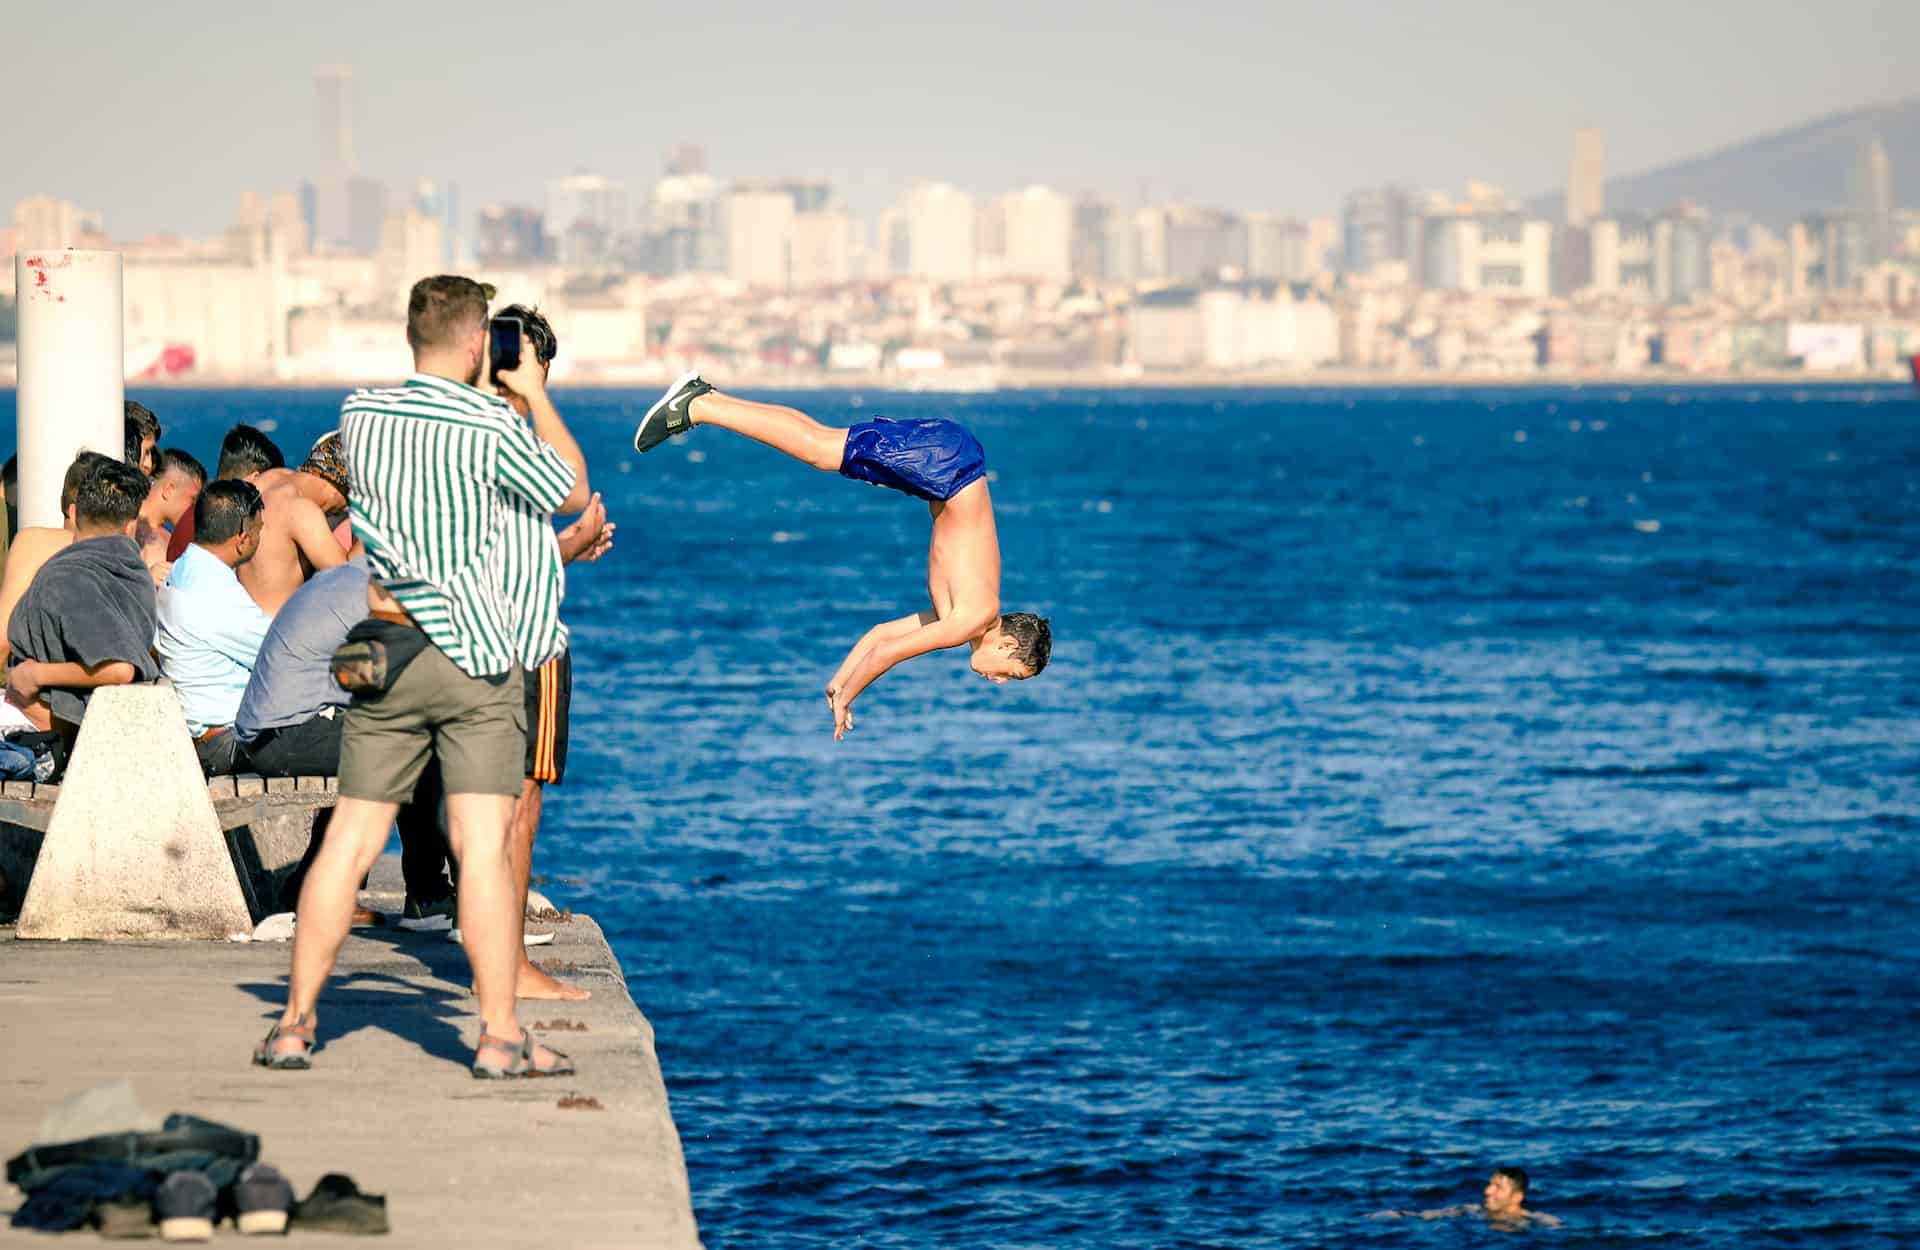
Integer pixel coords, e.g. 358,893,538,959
63,451,117,515
194,479,265,546
1493,1167,1529,1197
124,401,162,470
157,447,207,484
497,303,558,367
215,423,286,480
75,459,151,530
407,275,490,353
1001,612,1052,676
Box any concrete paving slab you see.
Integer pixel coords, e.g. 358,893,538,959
0,860,703,1248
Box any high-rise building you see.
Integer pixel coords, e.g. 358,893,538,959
995,185,1073,282
413,180,460,267
1566,128,1604,227
1852,134,1893,265
545,174,628,265
1164,206,1246,283
899,182,976,283
791,208,854,288
1420,213,1553,296
1246,214,1312,282
666,144,708,177
1342,186,1415,275
315,65,353,179
1071,196,1115,283
647,170,724,274
476,204,547,266
379,210,446,310
726,186,797,287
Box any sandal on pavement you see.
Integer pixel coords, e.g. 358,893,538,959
470,1028,574,1080
251,1013,316,1071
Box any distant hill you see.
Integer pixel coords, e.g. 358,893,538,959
1528,100,1920,227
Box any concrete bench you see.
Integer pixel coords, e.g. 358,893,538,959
0,686,339,939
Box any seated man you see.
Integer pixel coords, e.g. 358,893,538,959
234,548,454,918
156,481,271,775
137,448,207,584
167,423,287,562
239,433,350,616
632,375,1052,738
124,400,162,478
0,452,114,670
3,460,160,750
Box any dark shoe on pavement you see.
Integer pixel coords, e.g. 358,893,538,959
154,1172,216,1242
290,1173,389,1235
633,370,711,453
233,1163,295,1236
396,893,456,933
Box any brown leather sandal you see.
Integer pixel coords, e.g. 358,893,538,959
252,1012,317,1070
471,1028,574,1080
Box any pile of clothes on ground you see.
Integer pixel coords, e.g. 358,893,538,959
5,1084,386,1240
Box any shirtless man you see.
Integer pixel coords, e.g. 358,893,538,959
1372,1167,1562,1228
239,433,350,616
632,374,1051,738
137,448,206,584
0,453,119,669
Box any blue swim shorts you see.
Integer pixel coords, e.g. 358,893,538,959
838,417,986,502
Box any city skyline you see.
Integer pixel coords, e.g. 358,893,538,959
10,0,1918,240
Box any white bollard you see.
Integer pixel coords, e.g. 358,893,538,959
15,250,125,530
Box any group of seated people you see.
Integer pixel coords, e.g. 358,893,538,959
1,366,609,1000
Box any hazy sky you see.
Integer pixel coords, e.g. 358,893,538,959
12,0,1916,238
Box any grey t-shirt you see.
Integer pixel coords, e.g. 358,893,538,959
234,557,368,742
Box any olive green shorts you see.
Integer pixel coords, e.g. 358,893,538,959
337,644,525,803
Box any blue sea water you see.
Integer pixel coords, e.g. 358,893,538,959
7,383,1920,1247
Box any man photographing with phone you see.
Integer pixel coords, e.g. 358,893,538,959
254,275,592,1080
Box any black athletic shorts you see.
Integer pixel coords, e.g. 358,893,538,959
524,648,572,785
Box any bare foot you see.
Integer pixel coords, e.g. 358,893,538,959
516,958,592,1001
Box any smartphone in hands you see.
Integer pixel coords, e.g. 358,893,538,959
488,315,523,384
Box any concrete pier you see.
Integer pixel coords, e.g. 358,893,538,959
0,858,703,1247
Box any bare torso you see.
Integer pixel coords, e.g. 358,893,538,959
926,477,1002,626
239,474,346,616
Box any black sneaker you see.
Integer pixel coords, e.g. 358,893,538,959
291,1173,389,1236
155,1171,216,1242
233,1163,294,1236
633,370,712,453
396,893,456,933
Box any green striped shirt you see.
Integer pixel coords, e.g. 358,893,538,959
340,373,575,677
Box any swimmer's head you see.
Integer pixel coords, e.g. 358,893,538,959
971,611,1052,682
1484,1168,1528,1216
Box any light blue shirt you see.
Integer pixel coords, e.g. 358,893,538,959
156,544,272,734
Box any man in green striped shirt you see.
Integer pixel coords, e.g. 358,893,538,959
255,275,591,1080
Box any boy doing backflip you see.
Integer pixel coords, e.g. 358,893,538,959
633,374,1051,738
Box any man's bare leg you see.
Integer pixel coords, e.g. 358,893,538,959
688,392,847,471
448,792,568,1071
267,796,399,1060
509,779,590,1001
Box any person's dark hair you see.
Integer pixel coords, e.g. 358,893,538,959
124,401,162,470
62,451,117,515
74,459,152,530
193,479,265,546
1493,1167,1529,1197
157,447,208,484
215,424,286,480
407,275,491,353
497,303,558,367
1000,612,1053,676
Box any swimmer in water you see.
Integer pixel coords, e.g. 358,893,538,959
1371,1166,1562,1228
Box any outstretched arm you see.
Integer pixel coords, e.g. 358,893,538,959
826,611,936,703
828,609,991,740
